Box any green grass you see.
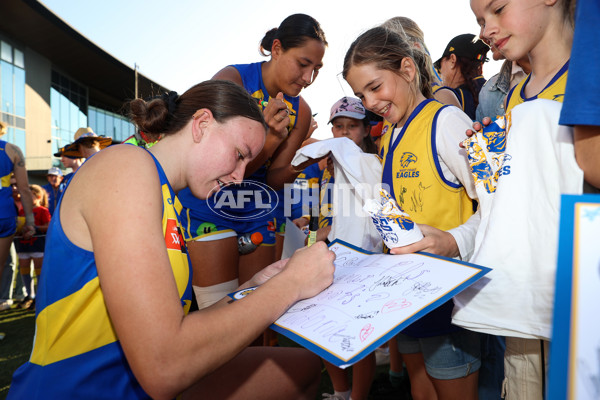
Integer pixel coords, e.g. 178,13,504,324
0,305,36,400
0,307,409,399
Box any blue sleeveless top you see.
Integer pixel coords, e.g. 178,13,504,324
0,140,16,219
178,61,301,230
8,148,193,399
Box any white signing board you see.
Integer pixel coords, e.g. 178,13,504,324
232,239,490,367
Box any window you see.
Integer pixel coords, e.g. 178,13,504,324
88,106,134,142
50,71,88,155
0,42,12,63
0,40,26,152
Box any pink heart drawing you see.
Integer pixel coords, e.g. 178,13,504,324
359,323,374,342
381,298,412,313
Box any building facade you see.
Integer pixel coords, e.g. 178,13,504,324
0,0,168,179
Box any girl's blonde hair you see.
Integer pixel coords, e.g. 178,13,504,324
30,184,48,208
380,17,441,86
343,27,433,100
564,0,576,27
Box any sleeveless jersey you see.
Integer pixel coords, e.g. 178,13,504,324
452,75,486,120
8,149,193,400
380,100,474,337
505,61,568,113
0,140,16,219
291,162,321,220
318,168,334,228
230,61,300,183
179,61,301,240
380,99,474,231
432,83,454,96
42,182,64,217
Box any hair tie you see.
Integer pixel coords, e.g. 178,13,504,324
161,91,179,114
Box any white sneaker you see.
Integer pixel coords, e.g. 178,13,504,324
322,394,347,400
0,299,14,311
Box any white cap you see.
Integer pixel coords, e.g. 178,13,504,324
47,167,63,177
328,97,366,123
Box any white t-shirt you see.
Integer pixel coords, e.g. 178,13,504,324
452,99,583,340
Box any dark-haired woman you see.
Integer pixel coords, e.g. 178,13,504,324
8,80,335,400
178,14,327,313
434,33,489,120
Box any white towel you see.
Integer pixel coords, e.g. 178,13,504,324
292,137,383,252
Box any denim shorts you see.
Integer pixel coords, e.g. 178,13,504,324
396,329,481,380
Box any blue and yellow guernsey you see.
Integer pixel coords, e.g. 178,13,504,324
318,168,334,229
230,62,299,183
0,140,16,220
380,99,474,231
235,62,299,132
292,162,321,220
8,150,192,400
380,99,474,337
178,61,301,243
505,60,569,113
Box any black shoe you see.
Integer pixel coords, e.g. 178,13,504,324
369,372,412,400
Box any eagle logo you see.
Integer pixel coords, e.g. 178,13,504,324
399,152,417,168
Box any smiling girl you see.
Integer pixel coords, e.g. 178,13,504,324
343,27,480,400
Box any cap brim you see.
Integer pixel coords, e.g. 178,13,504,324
328,111,366,124
57,143,83,158
55,153,81,159
72,136,113,150
98,137,112,149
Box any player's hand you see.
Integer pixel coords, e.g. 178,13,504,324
281,242,335,301
247,258,290,287
263,92,290,140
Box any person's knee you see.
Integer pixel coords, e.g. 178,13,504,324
280,350,320,399
410,381,435,400
305,351,322,381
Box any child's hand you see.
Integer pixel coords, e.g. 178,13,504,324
389,224,460,258
291,153,329,174
326,156,334,176
293,217,309,229
307,116,318,138
21,224,35,240
461,116,492,148
302,225,331,246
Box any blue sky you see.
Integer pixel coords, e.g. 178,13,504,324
40,0,502,139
